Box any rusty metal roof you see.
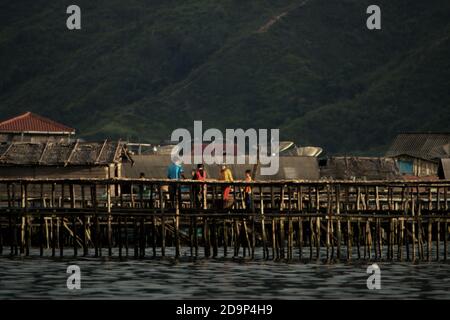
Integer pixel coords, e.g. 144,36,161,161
385,133,450,161
0,112,75,133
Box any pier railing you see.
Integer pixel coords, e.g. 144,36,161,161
0,178,448,261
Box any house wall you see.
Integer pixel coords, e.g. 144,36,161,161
0,133,73,143
395,156,438,176
0,166,108,179
0,166,111,201
438,159,450,179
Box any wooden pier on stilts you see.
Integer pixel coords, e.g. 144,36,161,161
0,178,448,262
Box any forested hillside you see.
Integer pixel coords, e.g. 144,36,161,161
1,0,449,154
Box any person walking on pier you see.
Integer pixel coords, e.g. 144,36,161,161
220,165,234,209
194,164,207,209
244,169,253,212
167,156,185,208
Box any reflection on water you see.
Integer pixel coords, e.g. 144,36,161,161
0,248,448,299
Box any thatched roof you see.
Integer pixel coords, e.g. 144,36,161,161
385,133,450,161
320,157,402,180
122,155,320,180
0,140,130,166
438,158,450,179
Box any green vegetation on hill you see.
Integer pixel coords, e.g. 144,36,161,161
1,0,449,154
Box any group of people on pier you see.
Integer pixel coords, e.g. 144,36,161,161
166,158,253,211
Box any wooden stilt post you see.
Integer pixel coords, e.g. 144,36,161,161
389,218,394,260
24,214,30,257
19,183,25,255
72,215,77,257
444,220,448,261
160,186,166,257
330,217,335,260
377,218,382,260
175,184,181,258
251,216,256,260
212,219,218,258
356,219,361,260
427,218,432,262
194,215,198,257
124,217,129,256
315,185,320,261
118,216,122,258
436,219,440,261
309,218,314,260
279,217,285,259
316,216,320,260
139,216,145,258
366,220,371,260
272,218,276,260
260,186,267,260
189,216,193,257
205,217,210,257
51,216,56,257
399,218,404,261
327,218,331,261
7,184,13,255
107,184,112,257
387,218,391,260
243,219,251,257
39,214,44,257
347,220,352,261
279,186,285,259
59,216,64,257
0,223,2,256
223,219,228,257
287,217,293,260
82,215,88,256
151,185,157,257
412,217,416,261
298,217,303,261
418,203,424,261
133,217,139,258
411,189,416,262
336,185,341,260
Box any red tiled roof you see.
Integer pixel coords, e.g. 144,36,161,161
0,112,75,133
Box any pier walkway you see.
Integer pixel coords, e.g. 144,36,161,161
0,178,448,261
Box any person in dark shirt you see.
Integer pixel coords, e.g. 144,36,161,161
193,164,207,208
244,169,253,212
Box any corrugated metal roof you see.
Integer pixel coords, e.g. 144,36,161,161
385,133,450,161
438,158,450,179
0,112,75,133
122,155,320,180
0,140,126,166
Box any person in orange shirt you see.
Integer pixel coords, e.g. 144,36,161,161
220,165,233,209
